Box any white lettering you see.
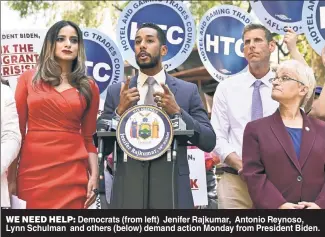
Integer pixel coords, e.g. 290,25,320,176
86,61,111,82
206,35,219,53
130,22,183,44
130,22,138,41
206,35,243,57
220,36,235,55
235,39,244,57
166,26,184,44
320,6,325,29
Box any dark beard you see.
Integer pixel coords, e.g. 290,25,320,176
136,54,161,69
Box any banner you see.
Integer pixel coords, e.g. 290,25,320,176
2,209,325,236
250,0,304,35
301,0,325,56
1,29,46,91
116,1,196,71
197,5,253,82
187,148,208,206
82,28,124,113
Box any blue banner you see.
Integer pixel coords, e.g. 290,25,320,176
116,1,196,71
197,5,253,82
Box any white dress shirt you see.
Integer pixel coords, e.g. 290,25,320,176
1,84,22,207
137,69,166,105
211,69,279,163
115,69,166,117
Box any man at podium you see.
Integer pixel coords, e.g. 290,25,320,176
97,23,216,209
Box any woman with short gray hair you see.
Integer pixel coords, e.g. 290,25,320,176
241,59,325,209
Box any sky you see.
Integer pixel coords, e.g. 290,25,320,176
0,1,117,43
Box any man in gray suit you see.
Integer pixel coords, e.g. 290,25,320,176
97,23,215,209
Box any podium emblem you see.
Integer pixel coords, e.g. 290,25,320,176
117,105,174,161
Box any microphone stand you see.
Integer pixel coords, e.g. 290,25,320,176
171,137,178,210
107,117,119,204
97,129,106,166
97,119,111,167
110,116,119,175
96,126,107,210
96,119,113,208
170,113,184,209
113,140,117,175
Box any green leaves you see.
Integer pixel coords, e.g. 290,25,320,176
7,1,53,19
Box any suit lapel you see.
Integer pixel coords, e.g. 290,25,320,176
299,112,316,168
270,109,302,173
165,73,178,96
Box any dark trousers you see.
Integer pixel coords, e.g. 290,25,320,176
105,149,194,209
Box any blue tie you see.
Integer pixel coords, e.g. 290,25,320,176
251,80,263,121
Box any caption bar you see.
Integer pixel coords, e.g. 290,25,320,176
4,215,322,234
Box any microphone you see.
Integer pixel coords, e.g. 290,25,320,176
171,113,186,161
171,113,186,131
98,129,105,164
172,139,178,162
96,116,120,164
96,119,111,164
170,113,186,209
96,117,119,132
110,117,119,131
96,119,111,131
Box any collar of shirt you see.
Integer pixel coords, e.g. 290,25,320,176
245,67,275,88
138,68,166,87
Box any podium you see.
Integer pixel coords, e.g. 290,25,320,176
96,129,195,209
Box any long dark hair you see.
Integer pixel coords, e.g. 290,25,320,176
32,20,92,111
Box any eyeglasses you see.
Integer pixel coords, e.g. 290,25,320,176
269,76,305,85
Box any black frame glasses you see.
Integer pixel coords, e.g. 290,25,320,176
269,76,305,85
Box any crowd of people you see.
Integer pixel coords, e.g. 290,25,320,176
1,18,324,209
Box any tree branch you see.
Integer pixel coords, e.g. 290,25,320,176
112,3,123,12
247,2,252,13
